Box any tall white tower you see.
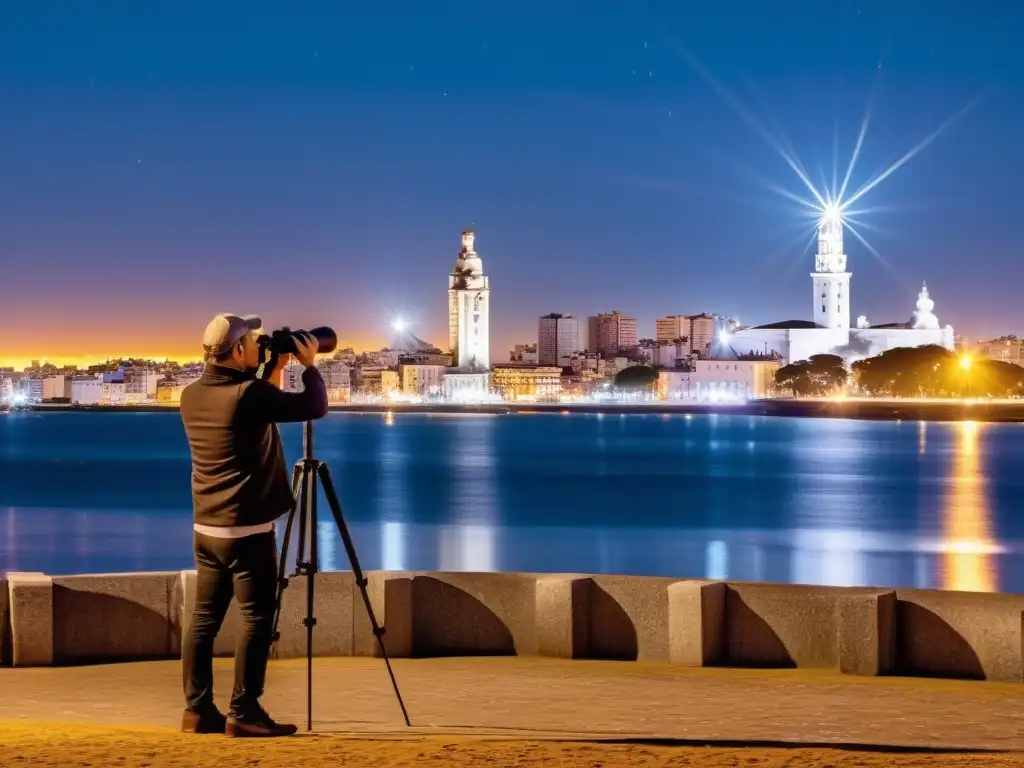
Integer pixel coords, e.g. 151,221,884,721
447,226,491,370
811,207,851,329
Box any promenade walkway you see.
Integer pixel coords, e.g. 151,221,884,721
2,657,1023,766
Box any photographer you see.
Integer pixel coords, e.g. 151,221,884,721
179,313,328,738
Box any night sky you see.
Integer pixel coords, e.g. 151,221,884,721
0,1,1020,368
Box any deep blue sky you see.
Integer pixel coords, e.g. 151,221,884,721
0,0,1020,365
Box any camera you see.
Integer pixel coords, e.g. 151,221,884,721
257,326,338,361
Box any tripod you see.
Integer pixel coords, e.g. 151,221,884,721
270,420,411,731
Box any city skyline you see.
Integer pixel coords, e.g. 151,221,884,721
1,2,1020,369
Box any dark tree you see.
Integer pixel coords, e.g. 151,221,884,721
968,359,1024,397
774,353,848,396
852,345,954,397
615,365,659,391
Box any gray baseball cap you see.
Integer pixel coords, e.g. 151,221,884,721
202,313,263,357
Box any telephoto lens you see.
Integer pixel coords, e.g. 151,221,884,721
269,326,338,356
298,327,338,356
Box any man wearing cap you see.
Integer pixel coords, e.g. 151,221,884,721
178,313,328,738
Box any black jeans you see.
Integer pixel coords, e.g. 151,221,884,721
182,530,278,717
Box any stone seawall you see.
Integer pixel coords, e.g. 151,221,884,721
4,570,1024,682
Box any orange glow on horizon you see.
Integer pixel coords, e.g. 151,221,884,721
0,335,385,371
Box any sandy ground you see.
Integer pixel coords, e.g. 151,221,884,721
1,722,1022,768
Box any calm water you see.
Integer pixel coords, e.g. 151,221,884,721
2,410,1023,593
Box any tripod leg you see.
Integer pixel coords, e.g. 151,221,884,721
270,464,304,652
304,462,318,732
317,462,412,727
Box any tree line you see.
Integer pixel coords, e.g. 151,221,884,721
775,345,1024,398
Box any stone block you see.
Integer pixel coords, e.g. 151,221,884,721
353,571,412,658
1,577,10,666
586,575,678,661
272,572,354,658
722,582,846,668
52,572,178,664
895,588,1024,682
7,572,53,667
409,572,537,656
535,575,590,658
668,580,725,666
836,589,896,676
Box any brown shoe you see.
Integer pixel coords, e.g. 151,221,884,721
225,707,297,738
181,707,227,734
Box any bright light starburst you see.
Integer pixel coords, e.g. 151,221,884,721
655,22,989,277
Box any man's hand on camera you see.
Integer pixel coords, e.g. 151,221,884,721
293,332,319,368
267,353,292,389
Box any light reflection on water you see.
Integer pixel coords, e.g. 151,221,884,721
941,421,998,592
0,411,1020,593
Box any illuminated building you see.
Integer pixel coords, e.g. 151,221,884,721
655,315,688,342
587,312,637,357
102,382,127,405
441,371,492,403
282,359,352,402
447,226,490,370
538,313,579,366
974,337,1024,368
399,363,446,397
655,313,717,357
15,378,43,402
41,375,69,401
71,377,104,405
316,358,351,389
491,364,562,402
728,211,955,364
560,369,605,399
688,313,717,357
658,357,780,402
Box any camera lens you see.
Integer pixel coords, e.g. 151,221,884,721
307,327,338,356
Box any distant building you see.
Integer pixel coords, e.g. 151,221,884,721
638,339,691,368
658,357,780,402
538,313,579,366
102,382,127,405
399,363,446,396
16,378,43,402
976,337,1023,367
587,312,637,357
442,371,492,403
655,315,688,343
491,365,562,402
359,368,399,396
283,359,353,402
42,375,69,401
316,358,351,389
156,384,188,404
559,370,605,399
688,314,716,357
447,226,491,370
510,343,539,364
71,377,104,405
125,370,161,398
728,213,954,364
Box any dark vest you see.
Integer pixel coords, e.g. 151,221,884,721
180,365,308,527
